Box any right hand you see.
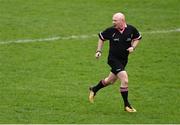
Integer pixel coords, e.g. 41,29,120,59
95,51,102,59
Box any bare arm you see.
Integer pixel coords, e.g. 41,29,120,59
127,39,140,53
95,38,105,59
131,39,140,49
96,38,104,52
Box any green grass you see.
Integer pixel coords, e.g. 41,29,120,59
0,0,180,123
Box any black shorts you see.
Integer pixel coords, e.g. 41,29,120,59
108,58,128,75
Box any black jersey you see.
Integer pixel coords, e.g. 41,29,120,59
98,24,142,60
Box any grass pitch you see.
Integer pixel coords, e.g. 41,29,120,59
0,0,180,123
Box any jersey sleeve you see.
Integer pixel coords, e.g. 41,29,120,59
132,27,142,41
98,28,112,41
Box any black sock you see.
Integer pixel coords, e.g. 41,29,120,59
92,80,105,93
120,87,130,107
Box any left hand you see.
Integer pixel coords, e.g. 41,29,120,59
127,47,134,53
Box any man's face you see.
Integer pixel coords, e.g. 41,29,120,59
112,15,124,29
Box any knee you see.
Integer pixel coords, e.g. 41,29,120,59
125,79,128,84
104,77,116,85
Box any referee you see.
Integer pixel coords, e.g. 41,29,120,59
89,12,142,112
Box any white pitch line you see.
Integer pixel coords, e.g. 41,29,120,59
0,34,97,45
141,28,180,34
0,28,179,45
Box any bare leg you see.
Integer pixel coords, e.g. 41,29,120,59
117,71,128,88
89,72,117,103
117,71,136,112
104,72,118,85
